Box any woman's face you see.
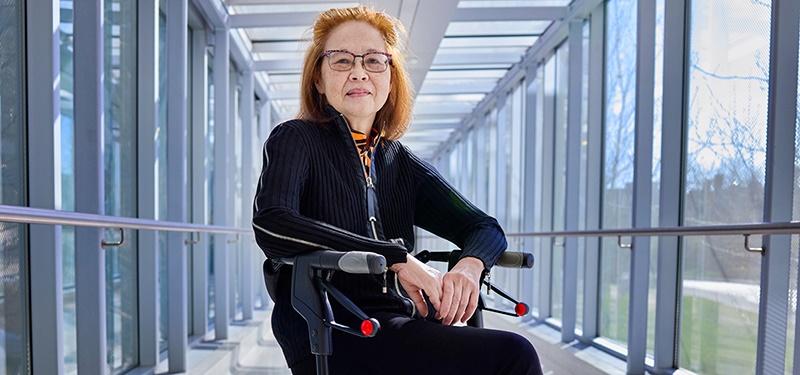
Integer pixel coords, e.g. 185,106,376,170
316,21,391,124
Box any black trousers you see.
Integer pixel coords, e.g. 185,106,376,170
290,312,543,375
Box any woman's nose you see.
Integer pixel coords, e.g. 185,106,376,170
349,61,368,81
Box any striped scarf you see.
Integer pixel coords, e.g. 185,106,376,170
350,127,380,177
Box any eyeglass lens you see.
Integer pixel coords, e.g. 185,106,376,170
328,51,389,72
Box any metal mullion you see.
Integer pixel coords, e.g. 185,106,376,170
212,26,231,340
522,64,539,315
562,19,585,343
228,70,239,320
190,28,210,338
759,0,800,373
653,0,686,370
26,1,64,373
240,70,255,320
73,0,106,372
581,3,604,343
136,0,158,367
166,0,189,371
628,0,656,373
539,56,556,320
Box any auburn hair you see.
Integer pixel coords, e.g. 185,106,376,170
298,6,414,140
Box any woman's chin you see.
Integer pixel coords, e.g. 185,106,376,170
342,107,379,119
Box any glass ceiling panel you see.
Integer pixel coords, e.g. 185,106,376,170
419,80,497,95
445,21,551,36
267,74,302,83
416,94,485,103
425,69,507,79
245,26,311,42
440,36,538,48
231,3,358,14
269,82,300,92
254,51,305,61
412,117,463,124
414,101,476,115
436,46,529,55
252,40,309,52
401,129,456,137
433,46,528,66
458,0,572,7
429,63,513,70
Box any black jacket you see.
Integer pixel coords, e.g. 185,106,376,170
252,106,507,367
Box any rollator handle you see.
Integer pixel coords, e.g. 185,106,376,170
496,251,534,269
416,250,534,269
282,250,387,274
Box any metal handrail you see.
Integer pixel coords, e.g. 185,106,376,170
417,221,800,254
0,204,248,235
420,221,800,239
504,221,800,238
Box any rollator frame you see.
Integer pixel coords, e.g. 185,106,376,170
263,249,534,375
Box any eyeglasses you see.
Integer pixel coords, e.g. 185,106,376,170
320,49,392,73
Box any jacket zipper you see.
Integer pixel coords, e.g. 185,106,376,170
340,114,415,316
341,114,380,239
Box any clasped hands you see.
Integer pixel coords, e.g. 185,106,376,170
389,254,485,325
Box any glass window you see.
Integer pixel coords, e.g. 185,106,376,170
475,120,489,210
59,1,78,373
680,1,771,373
465,131,477,202
600,0,637,348
0,1,28,373
576,19,590,332
156,10,168,355
104,0,139,371
530,66,545,317
207,47,216,329
551,43,569,323
647,0,665,357
496,97,509,229
234,85,243,319
790,224,799,370
487,110,498,217
504,84,524,297
185,24,195,337
789,24,800,374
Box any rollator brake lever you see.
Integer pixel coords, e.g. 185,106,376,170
315,275,381,338
481,278,529,318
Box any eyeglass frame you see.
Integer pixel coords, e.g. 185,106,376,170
319,49,393,73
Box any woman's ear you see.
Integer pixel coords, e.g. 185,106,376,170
314,80,324,95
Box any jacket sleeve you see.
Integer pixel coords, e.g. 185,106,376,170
252,121,408,265
406,147,507,272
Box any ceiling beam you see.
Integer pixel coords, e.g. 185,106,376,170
404,0,461,92
452,6,567,22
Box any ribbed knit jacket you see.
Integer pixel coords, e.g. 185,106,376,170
252,106,508,367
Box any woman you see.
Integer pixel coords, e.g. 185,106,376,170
253,6,542,375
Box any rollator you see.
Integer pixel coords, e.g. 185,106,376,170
262,249,534,375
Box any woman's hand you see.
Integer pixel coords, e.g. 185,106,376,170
437,257,484,325
390,254,443,318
